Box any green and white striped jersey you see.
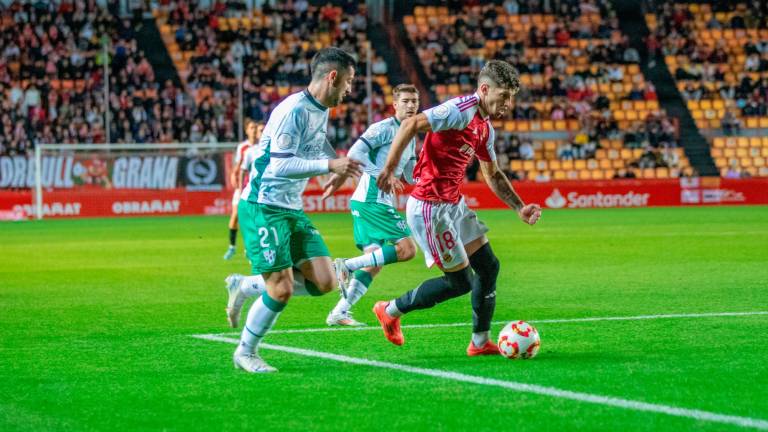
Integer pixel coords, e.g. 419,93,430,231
349,117,417,206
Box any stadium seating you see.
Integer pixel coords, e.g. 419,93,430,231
0,2,184,150
405,2,691,180
647,1,768,177
152,1,394,149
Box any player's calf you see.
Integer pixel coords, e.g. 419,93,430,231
468,243,500,347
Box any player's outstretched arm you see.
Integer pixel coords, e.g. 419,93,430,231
377,113,431,193
272,154,362,180
479,160,541,225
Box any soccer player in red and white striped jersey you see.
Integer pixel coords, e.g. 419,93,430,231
373,60,542,356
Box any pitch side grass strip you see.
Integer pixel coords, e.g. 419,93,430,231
192,334,768,431
212,310,768,336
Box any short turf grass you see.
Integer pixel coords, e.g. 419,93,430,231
1,206,767,431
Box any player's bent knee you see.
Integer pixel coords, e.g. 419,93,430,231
269,282,293,303
314,276,337,293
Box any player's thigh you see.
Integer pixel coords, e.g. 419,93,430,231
454,198,490,250
249,204,293,274
351,201,410,250
406,197,467,270
289,210,331,268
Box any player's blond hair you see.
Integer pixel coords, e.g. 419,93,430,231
392,84,419,99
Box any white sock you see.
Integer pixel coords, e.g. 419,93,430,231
239,275,265,297
235,294,283,356
344,245,397,272
472,331,490,348
346,277,368,306
385,300,403,317
332,298,352,315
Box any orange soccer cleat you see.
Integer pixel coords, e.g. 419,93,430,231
466,340,501,356
372,301,404,346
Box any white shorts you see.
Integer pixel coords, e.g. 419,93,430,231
406,196,489,269
232,188,242,207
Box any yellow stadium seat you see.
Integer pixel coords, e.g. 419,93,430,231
549,160,562,170
561,160,574,170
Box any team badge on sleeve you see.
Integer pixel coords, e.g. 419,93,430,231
276,134,293,150
433,105,450,119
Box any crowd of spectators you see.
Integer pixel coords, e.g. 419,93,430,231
648,1,768,123
163,0,391,150
408,1,678,154
0,0,392,156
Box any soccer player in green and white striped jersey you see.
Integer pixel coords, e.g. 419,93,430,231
229,47,364,373
322,84,421,326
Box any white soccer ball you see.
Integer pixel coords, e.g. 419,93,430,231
497,321,540,359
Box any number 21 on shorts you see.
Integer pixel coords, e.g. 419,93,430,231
258,227,279,248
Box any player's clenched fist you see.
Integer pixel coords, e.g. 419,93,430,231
518,203,541,225
329,157,363,178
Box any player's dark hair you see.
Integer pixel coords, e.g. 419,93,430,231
244,119,264,134
478,60,520,93
393,84,419,99
310,47,357,81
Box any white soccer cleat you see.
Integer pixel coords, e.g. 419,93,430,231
334,258,350,297
326,310,366,327
225,274,247,328
233,352,277,373
223,245,236,260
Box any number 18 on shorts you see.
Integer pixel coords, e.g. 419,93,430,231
406,196,489,269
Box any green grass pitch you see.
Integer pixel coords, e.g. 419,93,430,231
1,206,767,431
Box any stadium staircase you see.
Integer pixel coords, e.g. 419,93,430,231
367,22,422,98
135,15,183,88
612,0,718,176
382,1,435,106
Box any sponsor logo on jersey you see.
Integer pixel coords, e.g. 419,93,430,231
459,144,476,157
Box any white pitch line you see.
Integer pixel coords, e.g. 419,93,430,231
192,333,768,430
215,310,768,336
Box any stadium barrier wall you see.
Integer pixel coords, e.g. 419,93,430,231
1,177,767,219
